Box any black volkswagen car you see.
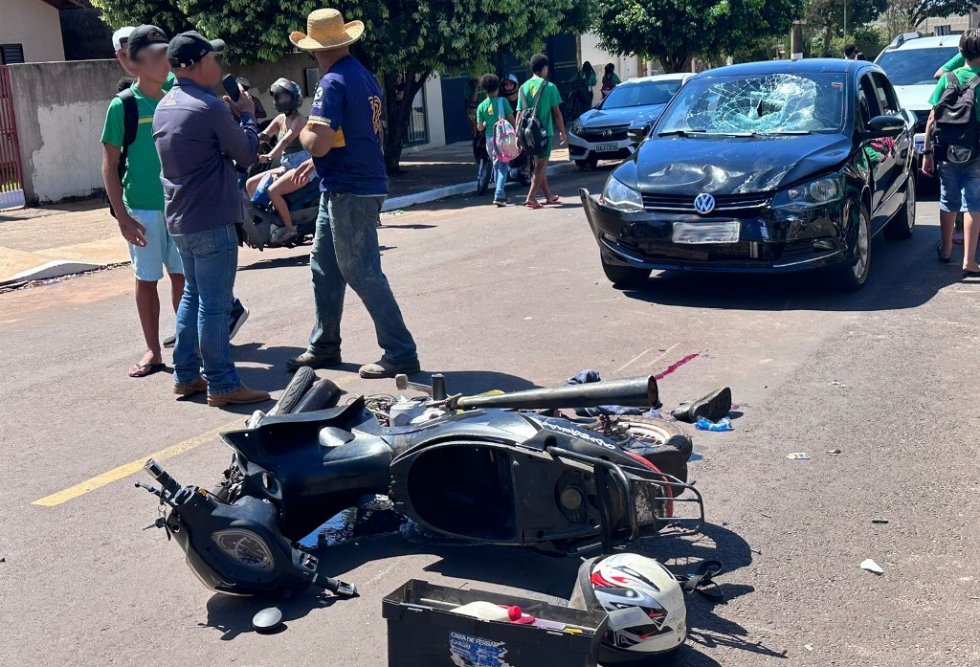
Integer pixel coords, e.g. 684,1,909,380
580,59,916,290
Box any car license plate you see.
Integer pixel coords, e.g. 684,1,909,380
595,142,618,153
672,221,740,244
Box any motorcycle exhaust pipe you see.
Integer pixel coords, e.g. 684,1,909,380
454,375,658,411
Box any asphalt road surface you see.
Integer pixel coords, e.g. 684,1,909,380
2,171,978,666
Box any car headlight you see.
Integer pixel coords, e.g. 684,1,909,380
570,120,583,135
601,176,644,212
773,175,843,209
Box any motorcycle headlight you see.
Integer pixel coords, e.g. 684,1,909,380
774,175,844,209
601,177,644,212
212,529,275,572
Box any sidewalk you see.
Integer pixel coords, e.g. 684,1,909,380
0,142,572,285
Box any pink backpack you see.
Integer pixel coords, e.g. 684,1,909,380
493,98,521,163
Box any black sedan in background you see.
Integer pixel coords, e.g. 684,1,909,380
580,59,916,290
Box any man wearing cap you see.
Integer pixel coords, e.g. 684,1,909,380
152,31,270,408
286,8,419,379
101,25,184,379
110,28,250,350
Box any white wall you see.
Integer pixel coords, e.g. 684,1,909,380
0,0,65,62
423,73,446,149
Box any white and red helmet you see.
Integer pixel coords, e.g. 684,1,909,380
570,553,687,660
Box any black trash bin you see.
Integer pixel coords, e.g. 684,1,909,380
382,579,608,667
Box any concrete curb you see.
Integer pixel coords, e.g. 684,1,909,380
381,161,579,212
0,259,114,287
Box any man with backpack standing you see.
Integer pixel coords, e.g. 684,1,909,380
923,29,980,276
475,73,517,207
101,25,184,379
517,54,566,209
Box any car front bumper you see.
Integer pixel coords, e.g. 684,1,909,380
568,133,634,161
580,188,850,273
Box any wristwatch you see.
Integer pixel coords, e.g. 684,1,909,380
922,149,934,155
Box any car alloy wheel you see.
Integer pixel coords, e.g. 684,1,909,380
853,209,870,280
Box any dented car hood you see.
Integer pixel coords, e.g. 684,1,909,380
618,133,854,196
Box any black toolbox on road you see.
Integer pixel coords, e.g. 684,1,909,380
383,579,608,667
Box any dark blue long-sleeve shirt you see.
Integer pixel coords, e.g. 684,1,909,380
152,78,258,235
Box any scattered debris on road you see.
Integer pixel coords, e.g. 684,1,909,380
860,559,885,575
827,448,842,455
786,452,810,460
695,416,733,431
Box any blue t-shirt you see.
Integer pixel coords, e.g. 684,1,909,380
308,55,388,195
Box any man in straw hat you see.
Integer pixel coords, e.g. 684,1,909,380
286,8,419,379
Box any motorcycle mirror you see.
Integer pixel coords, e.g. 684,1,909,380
252,606,285,634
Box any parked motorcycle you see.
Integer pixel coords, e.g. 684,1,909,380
138,371,703,598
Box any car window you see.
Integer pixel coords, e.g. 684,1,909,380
603,80,683,109
875,46,959,86
657,71,847,135
871,72,901,115
858,74,880,129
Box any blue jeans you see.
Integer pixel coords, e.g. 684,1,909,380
172,224,242,395
308,192,417,363
486,137,507,201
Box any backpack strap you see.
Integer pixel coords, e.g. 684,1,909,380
967,74,980,91
529,79,546,113
116,88,138,180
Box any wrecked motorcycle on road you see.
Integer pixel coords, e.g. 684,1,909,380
138,372,704,598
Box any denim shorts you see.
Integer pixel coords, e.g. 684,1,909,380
128,208,183,281
281,150,311,171
938,159,980,213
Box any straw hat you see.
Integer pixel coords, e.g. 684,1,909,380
290,9,364,51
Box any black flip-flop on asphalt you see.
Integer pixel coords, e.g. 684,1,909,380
936,242,952,264
671,387,732,423
128,362,166,378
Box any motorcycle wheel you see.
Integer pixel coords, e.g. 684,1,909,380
606,415,693,460
267,366,316,417
476,158,492,195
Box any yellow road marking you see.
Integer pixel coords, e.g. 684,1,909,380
32,420,239,507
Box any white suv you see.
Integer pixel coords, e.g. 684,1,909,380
875,33,960,157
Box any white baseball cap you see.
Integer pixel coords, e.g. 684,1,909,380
112,26,135,53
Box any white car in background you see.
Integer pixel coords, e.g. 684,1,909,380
567,73,692,170
874,33,960,158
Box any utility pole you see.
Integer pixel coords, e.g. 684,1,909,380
844,0,848,38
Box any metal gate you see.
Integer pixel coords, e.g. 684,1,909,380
0,65,25,209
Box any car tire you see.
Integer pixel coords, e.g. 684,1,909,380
884,174,916,240
601,254,651,288
833,202,872,291
575,156,598,171
268,366,316,417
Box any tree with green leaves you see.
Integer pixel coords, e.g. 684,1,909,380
89,0,590,170
591,0,802,73
805,0,889,56
880,0,976,37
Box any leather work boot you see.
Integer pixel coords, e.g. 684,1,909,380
286,351,343,372
359,358,421,379
208,386,272,408
173,377,207,398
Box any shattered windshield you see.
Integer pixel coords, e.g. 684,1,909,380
657,72,847,135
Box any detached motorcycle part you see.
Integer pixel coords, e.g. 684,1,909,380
142,459,357,598
268,367,316,417
293,378,342,413
455,375,658,411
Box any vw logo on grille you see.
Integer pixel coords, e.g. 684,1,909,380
602,129,612,137
693,193,716,215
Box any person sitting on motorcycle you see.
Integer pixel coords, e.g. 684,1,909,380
245,78,312,244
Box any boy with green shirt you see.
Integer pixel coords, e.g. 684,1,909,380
923,30,980,275
475,73,516,206
516,53,566,209
101,25,185,378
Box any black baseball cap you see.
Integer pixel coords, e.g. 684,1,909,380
168,31,227,68
127,25,168,61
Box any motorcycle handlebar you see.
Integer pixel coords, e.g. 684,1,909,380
143,459,181,497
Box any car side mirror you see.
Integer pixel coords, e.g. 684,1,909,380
865,114,905,138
